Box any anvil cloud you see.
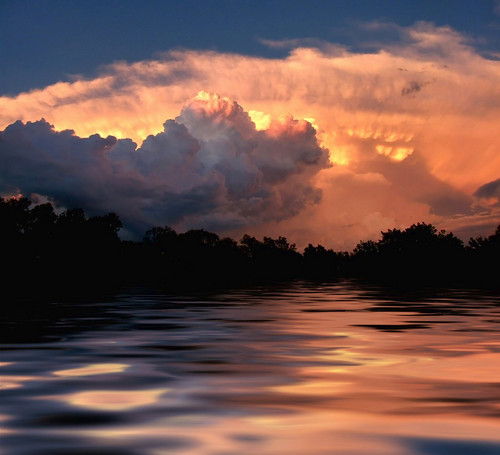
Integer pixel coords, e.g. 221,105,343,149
1,22,499,248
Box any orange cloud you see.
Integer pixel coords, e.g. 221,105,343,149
1,22,499,247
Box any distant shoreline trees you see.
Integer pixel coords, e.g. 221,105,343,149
1,196,499,292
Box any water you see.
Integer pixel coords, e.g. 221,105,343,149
2,280,500,455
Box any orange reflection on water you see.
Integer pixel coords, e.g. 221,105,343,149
383,351,500,383
70,410,500,455
53,363,129,377
59,388,168,411
0,375,42,390
0,363,131,389
0,414,16,435
4,285,500,455
0,363,29,390
269,379,351,396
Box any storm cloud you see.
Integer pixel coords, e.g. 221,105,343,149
1,22,499,246
0,92,328,236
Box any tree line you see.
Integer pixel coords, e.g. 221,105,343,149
2,196,499,290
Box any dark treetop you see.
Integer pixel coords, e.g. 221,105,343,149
2,197,499,296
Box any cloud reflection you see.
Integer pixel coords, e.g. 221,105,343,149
53,363,129,377
0,375,42,390
61,388,169,411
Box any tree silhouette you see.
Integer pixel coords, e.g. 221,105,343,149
0,196,31,237
468,224,500,283
2,195,500,292
351,223,465,281
304,244,346,277
143,226,177,248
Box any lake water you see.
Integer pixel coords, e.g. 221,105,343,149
2,280,500,455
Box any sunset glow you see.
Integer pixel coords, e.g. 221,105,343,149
2,4,500,455
2,20,499,247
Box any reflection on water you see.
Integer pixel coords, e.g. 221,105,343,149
53,364,129,377
1,280,500,454
60,388,169,411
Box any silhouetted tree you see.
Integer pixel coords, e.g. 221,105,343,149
3,194,500,292
24,202,57,261
239,234,260,258
469,225,500,253
468,224,500,282
239,234,302,278
180,229,220,248
352,240,379,256
304,243,346,277
351,223,465,281
86,213,123,262
143,226,177,247
0,196,31,237
25,202,57,234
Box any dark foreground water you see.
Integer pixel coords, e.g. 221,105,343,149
2,281,500,455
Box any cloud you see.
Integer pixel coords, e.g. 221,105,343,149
0,93,328,237
258,37,346,55
474,178,500,203
1,22,499,247
401,81,424,96
355,151,475,217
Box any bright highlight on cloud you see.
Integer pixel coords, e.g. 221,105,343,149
1,22,499,247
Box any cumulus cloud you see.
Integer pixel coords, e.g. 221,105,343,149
0,92,328,237
1,22,499,246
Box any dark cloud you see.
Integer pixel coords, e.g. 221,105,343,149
0,93,329,237
474,177,500,201
401,81,423,96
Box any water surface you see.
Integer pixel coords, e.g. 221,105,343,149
2,281,500,454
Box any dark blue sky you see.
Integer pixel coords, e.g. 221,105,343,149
1,0,500,96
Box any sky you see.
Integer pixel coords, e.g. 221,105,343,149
1,0,500,249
